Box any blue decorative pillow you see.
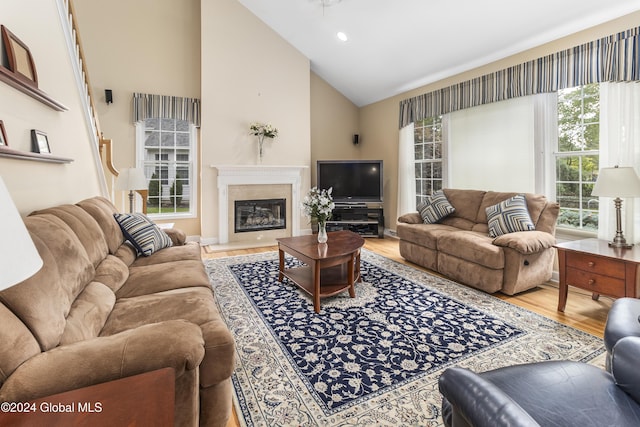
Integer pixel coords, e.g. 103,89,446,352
486,195,535,238
114,213,172,256
417,190,455,224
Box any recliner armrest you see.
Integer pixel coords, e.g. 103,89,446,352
492,231,556,255
439,367,540,427
612,336,640,404
0,319,204,402
163,227,187,245
397,212,423,224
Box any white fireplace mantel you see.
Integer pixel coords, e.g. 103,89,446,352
212,165,308,244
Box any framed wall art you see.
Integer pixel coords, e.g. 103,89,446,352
0,120,7,146
31,129,50,154
1,25,38,87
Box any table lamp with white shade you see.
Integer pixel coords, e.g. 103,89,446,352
0,177,43,291
592,165,640,248
115,168,147,213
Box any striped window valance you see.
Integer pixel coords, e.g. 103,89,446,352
399,26,640,128
133,92,201,127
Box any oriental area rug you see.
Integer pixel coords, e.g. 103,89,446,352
206,250,605,427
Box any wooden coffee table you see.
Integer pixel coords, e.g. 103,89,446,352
277,230,365,313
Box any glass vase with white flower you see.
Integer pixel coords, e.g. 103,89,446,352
301,187,334,243
249,122,278,161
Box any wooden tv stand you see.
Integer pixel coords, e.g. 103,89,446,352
326,203,384,238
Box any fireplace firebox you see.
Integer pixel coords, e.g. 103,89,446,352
234,198,286,233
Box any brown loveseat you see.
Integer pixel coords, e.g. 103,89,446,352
0,197,235,426
397,189,560,295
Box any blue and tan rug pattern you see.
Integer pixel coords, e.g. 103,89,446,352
206,250,605,426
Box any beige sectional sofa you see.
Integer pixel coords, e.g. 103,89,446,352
0,196,235,426
397,189,560,295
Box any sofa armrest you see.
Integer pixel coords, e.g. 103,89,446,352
397,212,422,224
0,319,204,402
439,367,540,427
492,231,556,255
612,336,640,404
163,227,187,246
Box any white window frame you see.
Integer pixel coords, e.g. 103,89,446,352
414,115,448,205
135,119,198,220
552,84,600,236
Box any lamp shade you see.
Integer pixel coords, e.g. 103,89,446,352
0,177,43,290
115,168,147,191
592,166,640,198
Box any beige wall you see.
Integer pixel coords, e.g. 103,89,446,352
360,10,640,232
310,73,360,185
73,0,201,234
200,0,312,242
0,0,105,215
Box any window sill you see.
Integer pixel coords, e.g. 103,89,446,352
555,227,597,243
148,213,196,222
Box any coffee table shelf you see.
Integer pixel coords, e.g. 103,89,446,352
281,263,361,299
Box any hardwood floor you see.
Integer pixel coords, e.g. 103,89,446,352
205,236,611,427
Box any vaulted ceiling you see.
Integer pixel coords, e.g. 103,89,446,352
239,0,640,106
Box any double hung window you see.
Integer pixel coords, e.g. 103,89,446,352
555,84,600,231
136,117,197,218
414,116,444,206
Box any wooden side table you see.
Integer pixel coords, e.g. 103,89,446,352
555,238,640,312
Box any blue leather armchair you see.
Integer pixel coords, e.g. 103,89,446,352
438,298,640,427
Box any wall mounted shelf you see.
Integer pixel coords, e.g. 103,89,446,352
0,146,73,164
0,66,68,111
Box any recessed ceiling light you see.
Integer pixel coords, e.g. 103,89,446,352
337,32,348,42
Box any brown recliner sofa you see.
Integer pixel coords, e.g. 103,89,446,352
397,189,560,295
0,196,235,426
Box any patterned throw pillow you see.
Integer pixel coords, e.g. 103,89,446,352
417,190,455,224
486,194,535,238
113,213,173,256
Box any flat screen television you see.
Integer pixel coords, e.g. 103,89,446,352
316,160,383,204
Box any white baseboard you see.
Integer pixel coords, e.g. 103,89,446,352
200,236,218,246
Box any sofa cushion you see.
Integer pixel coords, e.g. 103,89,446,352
396,223,459,250
77,197,125,255
60,282,115,345
116,260,211,298
438,230,505,269
417,190,455,224
486,195,535,238
2,215,95,351
443,189,486,224
439,216,477,231
0,304,41,386
101,287,236,388
114,213,173,256
131,242,202,267
31,205,109,268
476,192,550,226
101,287,218,336
94,255,130,292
